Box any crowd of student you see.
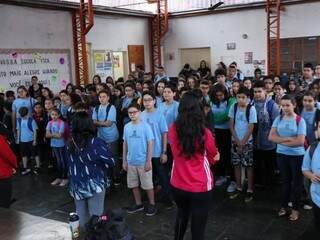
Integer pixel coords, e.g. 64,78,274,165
0,60,320,239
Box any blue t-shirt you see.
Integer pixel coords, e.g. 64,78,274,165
211,101,229,129
302,143,320,208
158,101,179,128
92,104,119,143
301,109,316,144
46,120,65,147
17,118,38,142
272,116,306,156
123,121,154,166
228,104,257,142
12,97,36,119
141,110,168,158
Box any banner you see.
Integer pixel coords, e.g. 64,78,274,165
0,49,72,93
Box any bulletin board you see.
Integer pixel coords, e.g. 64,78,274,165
0,49,72,93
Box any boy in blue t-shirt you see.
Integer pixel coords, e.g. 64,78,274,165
92,89,120,184
302,119,320,232
228,87,257,202
123,103,156,216
17,106,38,175
141,91,172,207
46,108,68,187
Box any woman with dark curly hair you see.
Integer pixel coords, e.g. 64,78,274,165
168,91,219,240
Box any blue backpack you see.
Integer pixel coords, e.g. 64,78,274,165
18,117,34,132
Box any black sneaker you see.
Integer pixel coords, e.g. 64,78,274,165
229,189,242,200
21,168,31,175
114,178,121,186
164,199,175,210
145,204,157,217
244,192,254,203
127,204,144,214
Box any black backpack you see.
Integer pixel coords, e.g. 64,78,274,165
85,209,134,240
233,103,254,125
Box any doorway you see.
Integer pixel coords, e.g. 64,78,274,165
180,47,211,70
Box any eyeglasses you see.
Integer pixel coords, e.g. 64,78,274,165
143,98,154,102
128,110,139,115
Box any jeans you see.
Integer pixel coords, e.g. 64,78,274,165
172,186,212,240
277,154,303,210
152,157,171,197
0,178,12,208
52,147,67,179
74,189,106,228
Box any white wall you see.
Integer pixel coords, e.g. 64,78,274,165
164,2,320,77
87,15,151,73
0,4,75,80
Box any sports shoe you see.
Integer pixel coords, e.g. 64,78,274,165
227,181,237,193
48,164,53,169
127,204,144,214
244,192,254,203
288,202,293,208
164,199,175,210
51,178,62,186
113,178,121,186
145,204,157,217
215,176,227,187
303,204,313,210
229,189,242,200
33,167,40,175
21,168,31,175
59,179,69,187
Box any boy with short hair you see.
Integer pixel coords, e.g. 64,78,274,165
17,107,38,175
214,68,231,91
302,119,320,233
200,80,211,104
301,63,314,90
228,86,257,202
123,103,156,216
253,81,279,187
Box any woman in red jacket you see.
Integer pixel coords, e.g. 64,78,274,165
169,91,219,240
0,133,17,208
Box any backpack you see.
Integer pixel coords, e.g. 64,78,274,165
95,104,112,123
233,103,253,124
49,119,70,141
295,115,309,149
308,141,318,160
18,117,34,132
85,209,134,240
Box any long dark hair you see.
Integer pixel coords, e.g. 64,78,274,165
68,111,95,153
210,83,229,106
175,91,205,158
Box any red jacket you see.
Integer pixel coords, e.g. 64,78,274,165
169,125,218,193
0,135,17,179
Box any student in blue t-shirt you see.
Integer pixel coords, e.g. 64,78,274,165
12,86,36,138
302,120,320,233
269,94,306,221
141,91,172,207
46,108,68,187
122,103,156,217
228,87,257,202
16,106,38,176
92,89,120,184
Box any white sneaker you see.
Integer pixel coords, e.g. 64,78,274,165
215,177,227,187
288,202,293,208
227,181,237,193
303,204,313,210
51,178,62,186
21,168,31,175
59,179,69,187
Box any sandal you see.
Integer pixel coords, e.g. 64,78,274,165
289,210,299,221
278,208,287,217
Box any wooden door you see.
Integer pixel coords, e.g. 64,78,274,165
128,45,145,73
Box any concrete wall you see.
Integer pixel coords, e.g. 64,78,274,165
164,2,320,77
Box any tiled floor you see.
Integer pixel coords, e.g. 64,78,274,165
7,172,319,240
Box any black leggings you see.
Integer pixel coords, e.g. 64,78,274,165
314,203,320,232
0,178,12,208
214,128,232,177
172,186,212,240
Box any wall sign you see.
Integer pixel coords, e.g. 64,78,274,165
227,42,236,50
0,49,72,93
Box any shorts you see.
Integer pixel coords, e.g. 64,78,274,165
231,140,253,167
20,142,37,158
127,165,153,190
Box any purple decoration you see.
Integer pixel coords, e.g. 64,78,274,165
59,58,65,64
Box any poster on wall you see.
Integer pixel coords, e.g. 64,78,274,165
93,51,113,80
0,49,71,93
244,52,253,64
